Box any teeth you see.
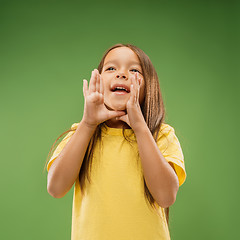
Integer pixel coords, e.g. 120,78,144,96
115,87,127,91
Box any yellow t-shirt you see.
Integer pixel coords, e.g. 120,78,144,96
47,122,186,240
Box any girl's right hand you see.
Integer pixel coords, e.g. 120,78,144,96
82,69,126,129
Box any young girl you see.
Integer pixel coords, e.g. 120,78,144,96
45,43,186,240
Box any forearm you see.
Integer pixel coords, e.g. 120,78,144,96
134,123,179,208
47,120,96,198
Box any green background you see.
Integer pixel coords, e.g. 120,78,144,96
1,0,239,239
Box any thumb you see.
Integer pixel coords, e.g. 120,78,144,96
107,111,126,120
117,114,131,127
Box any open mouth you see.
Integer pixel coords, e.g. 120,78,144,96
112,87,129,93
111,84,130,94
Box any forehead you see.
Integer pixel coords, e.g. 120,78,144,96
104,47,140,65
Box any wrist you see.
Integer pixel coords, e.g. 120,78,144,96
133,121,149,135
80,119,98,132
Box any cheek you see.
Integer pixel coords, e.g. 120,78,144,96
99,77,106,91
100,75,109,88
102,82,107,91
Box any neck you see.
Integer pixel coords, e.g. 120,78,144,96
105,119,131,129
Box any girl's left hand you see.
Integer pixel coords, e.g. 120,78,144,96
117,72,146,132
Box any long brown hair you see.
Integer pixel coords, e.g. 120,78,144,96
45,43,170,225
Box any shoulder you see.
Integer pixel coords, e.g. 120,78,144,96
70,122,79,131
159,123,175,136
61,122,81,141
156,123,179,147
59,122,79,141
54,122,79,146
47,123,78,172
160,122,174,131
158,123,186,186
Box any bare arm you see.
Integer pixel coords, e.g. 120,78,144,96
47,69,125,198
118,72,179,208
47,121,96,198
134,124,179,208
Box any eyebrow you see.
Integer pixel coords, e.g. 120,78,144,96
103,60,141,66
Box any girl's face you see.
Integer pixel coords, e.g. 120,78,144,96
101,47,145,111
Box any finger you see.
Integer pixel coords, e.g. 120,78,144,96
89,69,96,94
129,75,134,104
137,72,142,86
136,73,140,101
135,73,138,102
137,72,141,86
96,70,100,93
99,74,104,94
83,79,88,98
137,84,140,102
107,111,126,120
139,77,143,86
133,73,138,102
132,72,136,86
117,114,131,127
135,72,140,103
129,84,135,104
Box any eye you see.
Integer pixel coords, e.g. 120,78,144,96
106,67,115,71
130,69,141,74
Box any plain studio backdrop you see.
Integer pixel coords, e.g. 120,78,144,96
0,0,239,239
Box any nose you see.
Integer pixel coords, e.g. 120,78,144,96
116,72,128,80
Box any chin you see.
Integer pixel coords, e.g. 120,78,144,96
114,105,126,111
105,102,126,111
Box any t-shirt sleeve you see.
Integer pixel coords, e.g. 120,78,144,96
156,124,186,186
47,130,75,172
